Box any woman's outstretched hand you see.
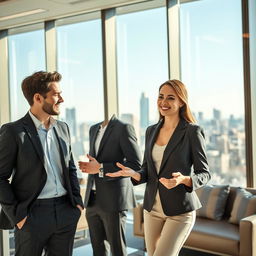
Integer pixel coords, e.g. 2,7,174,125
106,162,141,181
159,172,192,189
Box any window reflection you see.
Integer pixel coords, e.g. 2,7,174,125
180,0,246,186
117,7,168,197
8,30,46,121
57,19,104,180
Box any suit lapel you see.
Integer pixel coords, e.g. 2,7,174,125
53,124,68,169
22,113,45,166
96,116,116,157
159,119,187,173
87,124,101,191
90,125,100,157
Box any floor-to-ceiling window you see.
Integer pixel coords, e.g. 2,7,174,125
1,0,256,254
56,14,104,181
8,26,46,121
180,0,246,186
116,4,168,197
7,25,46,255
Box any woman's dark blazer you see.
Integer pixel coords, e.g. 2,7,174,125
134,118,211,216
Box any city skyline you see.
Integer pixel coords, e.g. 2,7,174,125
62,89,245,135
64,90,246,187
8,1,244,123
6,0,246,189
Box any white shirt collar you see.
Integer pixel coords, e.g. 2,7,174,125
99,123,108,132
29,111,56,130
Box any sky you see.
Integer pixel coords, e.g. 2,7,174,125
8,0,244,123
180,0,244,119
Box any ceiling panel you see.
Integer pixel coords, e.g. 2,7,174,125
0,0,148,30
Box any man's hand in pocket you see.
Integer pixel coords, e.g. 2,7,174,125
17,216,27,229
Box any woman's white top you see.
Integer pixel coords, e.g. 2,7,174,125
151,143,167,213
152,143,167,173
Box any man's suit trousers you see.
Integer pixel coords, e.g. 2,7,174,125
86,192,127,256
14,196,81,256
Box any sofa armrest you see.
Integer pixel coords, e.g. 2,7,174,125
239,214,256,256
133,203,144,238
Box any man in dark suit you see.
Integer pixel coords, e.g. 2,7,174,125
0,71,83,256
79,115,141,256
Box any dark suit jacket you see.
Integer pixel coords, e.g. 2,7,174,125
0,113,83,230
84,116,141,212
134,118,211,216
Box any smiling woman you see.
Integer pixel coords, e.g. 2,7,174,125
158,85,182,118
107,79,211,256
157,80,196,124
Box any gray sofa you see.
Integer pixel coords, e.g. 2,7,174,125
133,187,256,256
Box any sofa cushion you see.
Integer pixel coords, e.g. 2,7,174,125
196,184,230,220
185,218,239,256
229,188,256,224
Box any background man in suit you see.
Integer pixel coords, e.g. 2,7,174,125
78,115,141,256
0,71,83,256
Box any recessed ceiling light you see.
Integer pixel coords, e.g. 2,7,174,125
0,9,47,21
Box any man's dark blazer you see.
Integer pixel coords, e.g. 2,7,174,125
84,116,141,211
0,113,83,230
134,118,211,216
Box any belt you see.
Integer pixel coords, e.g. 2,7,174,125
34,195,68,206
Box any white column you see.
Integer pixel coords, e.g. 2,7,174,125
167,0,181,80
0,30,10,125
101,8,118,120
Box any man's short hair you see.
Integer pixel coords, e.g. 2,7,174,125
21,71,62,106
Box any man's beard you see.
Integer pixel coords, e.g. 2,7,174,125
42,101,60,115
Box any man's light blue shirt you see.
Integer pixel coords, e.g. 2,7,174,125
29,111,67,199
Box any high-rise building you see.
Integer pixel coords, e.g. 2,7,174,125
198,111,204,122
213,108,221,120
120,113,135,127
79,122,89,142
120,113,140,144
140,92,149,129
